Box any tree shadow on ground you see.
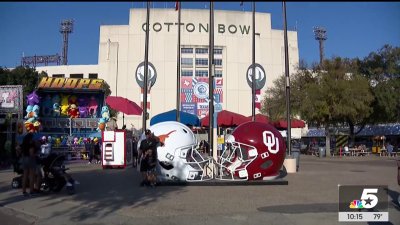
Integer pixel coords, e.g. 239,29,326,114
257,203,337,214
0,164,186,223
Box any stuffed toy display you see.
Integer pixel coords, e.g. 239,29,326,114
68,104,80,118
53,103,61,117
97,106,110,131
26,91,40,106
24,104,41,133
42,95,53,117
69,95,77,105
78,105,88,118
88,96,98,117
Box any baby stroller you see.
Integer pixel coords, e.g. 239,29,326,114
40,153,77,195
11,157,24,189
11,153,77,195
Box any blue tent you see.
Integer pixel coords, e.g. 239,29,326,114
150,109,200,126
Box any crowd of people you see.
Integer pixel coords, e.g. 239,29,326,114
85,138,101,164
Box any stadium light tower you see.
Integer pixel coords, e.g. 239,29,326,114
60,19,74,65
313,26,327,65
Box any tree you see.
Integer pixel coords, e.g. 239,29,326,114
260,60,315,121
0,66,48,107
0,66,48,163
358,45,400,123
262,57,374,156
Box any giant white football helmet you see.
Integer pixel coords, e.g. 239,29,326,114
149,121,213,182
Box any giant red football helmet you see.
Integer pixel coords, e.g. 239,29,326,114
216,121,286,180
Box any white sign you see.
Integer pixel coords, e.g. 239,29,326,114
246,63,266,90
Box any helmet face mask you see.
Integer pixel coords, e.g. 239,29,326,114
217,140,258,180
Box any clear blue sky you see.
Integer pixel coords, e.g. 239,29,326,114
1,2,399,68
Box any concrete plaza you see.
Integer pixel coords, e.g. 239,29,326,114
0,155,399,225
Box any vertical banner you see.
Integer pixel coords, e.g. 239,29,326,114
140,89,151,110
255,89,261,109
180,77,223,119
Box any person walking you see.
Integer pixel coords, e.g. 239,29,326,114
132,136,138,168
139,129,160,186
86,138,95,164
93,138,101,164
21,133,39,196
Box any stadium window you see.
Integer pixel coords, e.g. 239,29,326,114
195,58,208,66
52,74,65,78
214,49,222,55
181,70,193,77
214,59,222,66
215,70,223,77
181,58,193,67
89,73,98,79
70,74,84,78
181,48,193,54
195,70,208,77
195,48,208,54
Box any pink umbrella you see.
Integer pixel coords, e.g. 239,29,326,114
273,119,305,129
105,96,143,115
247,113,271,124
201,110,250,127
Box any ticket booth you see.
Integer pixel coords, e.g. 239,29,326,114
102,130,132,168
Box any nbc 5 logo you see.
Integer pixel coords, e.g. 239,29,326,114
360,188,379,209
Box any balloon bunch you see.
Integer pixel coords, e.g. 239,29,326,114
24,91,41,133
97,106,110,131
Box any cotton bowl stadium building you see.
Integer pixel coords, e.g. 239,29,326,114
36,8,299,129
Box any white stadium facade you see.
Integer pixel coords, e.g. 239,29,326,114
36,8,299,129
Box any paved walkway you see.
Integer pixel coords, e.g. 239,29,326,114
0,155,399,225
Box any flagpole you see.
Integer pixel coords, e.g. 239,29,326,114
176,1,181,122
208,1,215,162
142,1,150,132
283,1,291,155
251,1,256,121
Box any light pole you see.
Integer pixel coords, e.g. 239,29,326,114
176,2,181,122
283,1,291,156
142,2,150,132
208,1,215,162
313,26,327,65
251,1,256,121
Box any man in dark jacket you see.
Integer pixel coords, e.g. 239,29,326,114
139,129,159,186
